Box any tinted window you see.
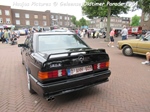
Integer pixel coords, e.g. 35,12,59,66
38,34,88,51
28,35,33,49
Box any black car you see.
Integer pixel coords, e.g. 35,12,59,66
18,32,111,100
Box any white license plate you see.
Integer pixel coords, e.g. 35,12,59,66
67,65,93,76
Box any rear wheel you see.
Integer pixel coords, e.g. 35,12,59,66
21,53,24,65
26,70,36,94
122,46,133,56
22,57,24,65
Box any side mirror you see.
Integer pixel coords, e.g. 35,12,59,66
18,44,27,47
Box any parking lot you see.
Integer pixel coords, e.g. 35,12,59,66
0,36,150,112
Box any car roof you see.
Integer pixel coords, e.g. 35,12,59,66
33,31,75,36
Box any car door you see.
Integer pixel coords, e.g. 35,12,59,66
136,35,150,54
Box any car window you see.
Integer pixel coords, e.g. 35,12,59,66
28,35,33,49
38,34,88,51
24,35,33,48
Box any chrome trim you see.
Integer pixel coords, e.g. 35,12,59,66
29,73,38,83
29,73,42,86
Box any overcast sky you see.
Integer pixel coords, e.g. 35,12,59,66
1,0,142,20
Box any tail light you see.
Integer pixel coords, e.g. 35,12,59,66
93,62,109,70
38,69,66,80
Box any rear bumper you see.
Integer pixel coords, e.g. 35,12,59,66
33,70,111,98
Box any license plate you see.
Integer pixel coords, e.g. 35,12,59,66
67,65,93,76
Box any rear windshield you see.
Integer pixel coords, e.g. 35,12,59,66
38,34,88,52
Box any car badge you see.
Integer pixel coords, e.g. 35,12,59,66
78,55,84,63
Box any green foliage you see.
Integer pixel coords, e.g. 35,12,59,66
71,16,88,27
138,0,150,13
79,17,87,26
76,21,81,27
71,16,77,25
131,15,140,26
86,20,90,26
82,0,131,18
82,0,138,41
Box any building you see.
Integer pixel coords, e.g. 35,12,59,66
140,12,150,30
11,9,51,29
0,5,73,29
50,13,73,28
89,18,97,28
89,16,130,29
0,5,13,29
122,17,130,27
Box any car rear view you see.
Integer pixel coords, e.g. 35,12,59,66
35,34,111,100
19,32,111,101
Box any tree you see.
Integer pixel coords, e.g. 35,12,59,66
138,0,150,13
82,0,138,41
76,21,81,27
71,16,77,26
71,16,89,28
86,20,90,26
131,15,140,26
79,17,87,26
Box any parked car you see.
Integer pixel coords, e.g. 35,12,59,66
14,30,20,37
19,29,26,35
136,31,150,39
142,30,147,35
51,29,67,32
94,29,103,38
117,34,150,56
69,30,76,33
18,31,111,100
114,28,122,37
43,27,50,31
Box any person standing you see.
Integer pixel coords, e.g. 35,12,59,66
87,29,90,38
77,29,81,37
80,30,84,39
121,25,128,40
3,30,9,44
108,28,115,47
0,30,4,42
8,29,11,38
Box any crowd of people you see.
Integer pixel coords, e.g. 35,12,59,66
75,29,106,39
0,27,43,44
0,29,19,44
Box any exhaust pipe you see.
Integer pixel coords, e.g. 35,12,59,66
46,97,55,101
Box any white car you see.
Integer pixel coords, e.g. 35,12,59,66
19,29,26,35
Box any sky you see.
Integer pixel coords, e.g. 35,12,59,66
0,0,142,20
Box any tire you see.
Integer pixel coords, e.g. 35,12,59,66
21,54,24,65
22,59,24,65
122,46,133,56
26,70,36,94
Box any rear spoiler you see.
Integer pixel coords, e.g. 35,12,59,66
46,49,106,61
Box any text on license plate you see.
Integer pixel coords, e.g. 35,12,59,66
67,65,93,76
